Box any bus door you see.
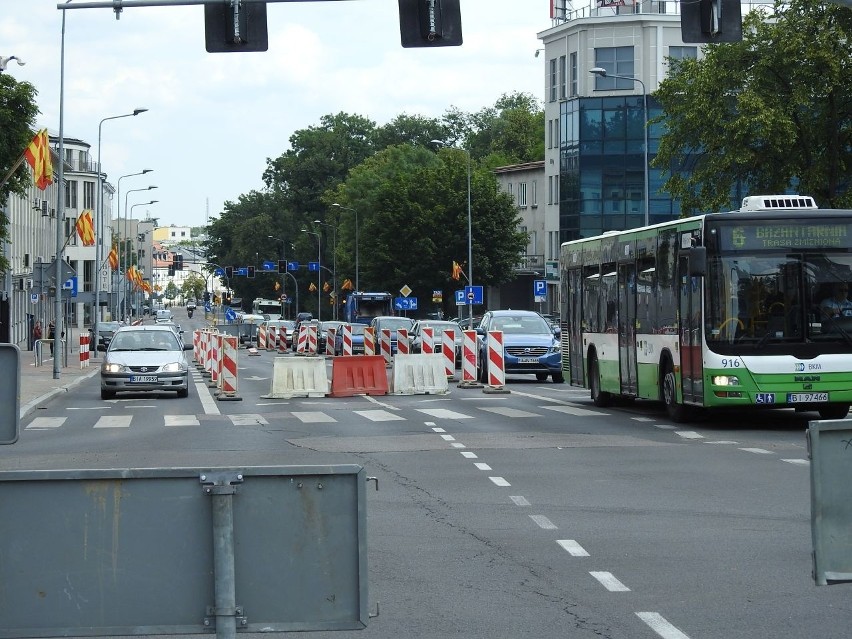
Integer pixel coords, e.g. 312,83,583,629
567,269,585,385
677,255,704,403
618,263,637,395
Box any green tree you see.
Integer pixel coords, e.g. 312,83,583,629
653,0,852,213
0,74,41,272
164,281,179,301
181,273,206,301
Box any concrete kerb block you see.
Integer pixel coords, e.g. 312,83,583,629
262,356,329,399
391,354,449,395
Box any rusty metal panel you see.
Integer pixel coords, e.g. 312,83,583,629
0,465,367,637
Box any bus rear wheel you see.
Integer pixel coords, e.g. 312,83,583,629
589,356,611,407
662,363,690,423
818,404,850,420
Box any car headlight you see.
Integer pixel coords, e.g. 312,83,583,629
101,362,125,373
548,341,561,354
712,375,740,386
161,362,186,373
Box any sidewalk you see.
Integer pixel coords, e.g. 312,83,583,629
18,348,100,420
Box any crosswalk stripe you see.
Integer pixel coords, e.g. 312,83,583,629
416,408,474,420
25,417,66,429
477,406,540,418
293,411,336,423
229,414,269,426
164,415,200,427
354,410,405,422
539,405,605,417
94,415,132,428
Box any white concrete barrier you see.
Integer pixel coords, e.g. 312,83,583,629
391,354,448,395
265,357,329,398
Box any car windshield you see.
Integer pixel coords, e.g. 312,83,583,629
420,322,461,336
98,322,121,332
378,318,413,330
110,330,180,351
490,315,551,334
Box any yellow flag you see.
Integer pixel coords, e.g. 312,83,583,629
24,129,53,190
76,210,95,246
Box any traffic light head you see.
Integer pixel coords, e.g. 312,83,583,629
225,266,233,279
278,260,286,274
203,291,211,302
247,266,255,279
398,0,462,47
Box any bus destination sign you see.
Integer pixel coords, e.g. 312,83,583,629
719,222,852,250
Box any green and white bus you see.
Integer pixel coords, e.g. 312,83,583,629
559,195,852,422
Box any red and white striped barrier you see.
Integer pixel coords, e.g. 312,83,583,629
79,334,90,368
459,330,480,387
485,330,508,392
278,327,288,353
307,324,319,355
364,327,376,356
267,325,277,352
340,323,353,356
397,328,410,355
257,324,267,349
421,327,434,354
209,333,222,388
325,327,336,357
441,329,455,378
217,335,242,401
379,328,392,366
296,325,308,354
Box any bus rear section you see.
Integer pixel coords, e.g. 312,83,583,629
560,197,852,422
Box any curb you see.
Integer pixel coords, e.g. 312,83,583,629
19,368,100,421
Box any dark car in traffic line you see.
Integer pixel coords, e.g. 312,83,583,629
368,315,415,355
89,321,124,352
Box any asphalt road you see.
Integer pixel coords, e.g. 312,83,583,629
2,307,849,639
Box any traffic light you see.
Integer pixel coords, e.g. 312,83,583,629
175,254,183,271
204,1,268,53
225,266,233,279
278,259,286,274
680,0,742,43
398,0,462,48
203,291,211,302
247,266,255,279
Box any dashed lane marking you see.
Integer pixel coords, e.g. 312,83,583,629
556,539,590,557
590,571,630,592
636,612,692,639
530,515,557,530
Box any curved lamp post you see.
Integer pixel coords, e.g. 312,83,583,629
313,219,338,319
123,186,157,316
128,200,157,316
331,203,359,292
301,229,321,321
115,169,152,317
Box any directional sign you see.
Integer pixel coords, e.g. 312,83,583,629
287,261,299,271
236,267,248,276
262,261,276,272
534,279,547,302
394,297,418,311
308,261,319,272
63,276,78,298
225,307,237,322
204,302,213,313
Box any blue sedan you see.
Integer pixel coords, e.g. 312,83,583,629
476,310,563,383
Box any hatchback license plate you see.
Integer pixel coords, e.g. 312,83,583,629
517,356,539,364
130,375,158,383
787,392,829,403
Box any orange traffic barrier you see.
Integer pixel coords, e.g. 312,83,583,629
330,355,389,397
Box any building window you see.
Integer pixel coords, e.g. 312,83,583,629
548,175,554,205
65,217,77,246
593,47,635,90
65,180,78,210
668,46,697,62
518,182,528,207
549,58,558,102
507,182,514,198
559,55,567,99
548,119,553,149
570,52,578,97
532,181,538,207
83,181,95,209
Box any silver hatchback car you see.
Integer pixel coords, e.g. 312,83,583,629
100,325,193,399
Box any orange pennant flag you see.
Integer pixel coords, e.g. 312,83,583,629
24,129,53,190
451,261,463,281
323,281,331,293
76,210,95,246
274,280,281,291
108,248,119,270
308,282,317,292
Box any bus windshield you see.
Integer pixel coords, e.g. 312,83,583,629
705,251,852,354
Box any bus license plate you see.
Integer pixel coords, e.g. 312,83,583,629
787,392,829,403
518,357,539,364
755,393,775,404
130,375,158,383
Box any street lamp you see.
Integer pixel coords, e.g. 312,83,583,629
268,235,299,319
431,140,473,327
313,219,338,319
115,169,152,318
590,67,649,226
301,228,321,322
123,186,157,317
94,108,147,347
128,200,157,316
0,55,25,72
331,203,359,292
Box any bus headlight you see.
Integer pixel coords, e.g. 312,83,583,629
712,375,740,386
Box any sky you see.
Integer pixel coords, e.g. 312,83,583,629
1,0,553,229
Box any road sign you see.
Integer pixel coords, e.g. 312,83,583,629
534,279,547,302
204,302,212,313
464,285,483,305
308,262,319,272
432,289,443,303
287,261,299,271
394,297,418,311
30,293,38,304
225,307,237,322
400,284,412,297
63,276,78,298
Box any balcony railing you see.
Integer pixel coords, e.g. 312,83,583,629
515,255,546,272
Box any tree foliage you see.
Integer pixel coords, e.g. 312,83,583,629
653,0,852,213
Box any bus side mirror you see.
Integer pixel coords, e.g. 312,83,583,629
689,246,707,277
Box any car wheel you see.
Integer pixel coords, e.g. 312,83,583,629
536,372,548,381
177,387,189,398
552,371,564,383
101,388,115,400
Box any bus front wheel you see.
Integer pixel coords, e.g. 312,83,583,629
662,363,690,423
589,356,611,407
818,404,850,420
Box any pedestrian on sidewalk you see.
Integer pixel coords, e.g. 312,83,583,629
48,320,55,355
33,320,42,349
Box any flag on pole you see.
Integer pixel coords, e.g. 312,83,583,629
24,129,53,190
274,281,281,291
341,278,353,291
75,210,95,246
323,281,331,293
309,282,317,292
108,248,119,270
451,261,463,281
